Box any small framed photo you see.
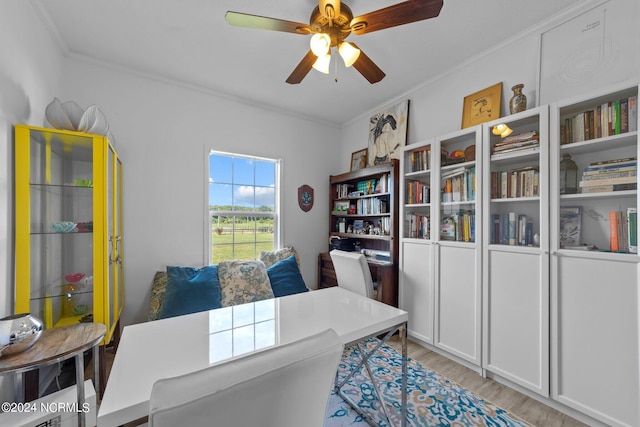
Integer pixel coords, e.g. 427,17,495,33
350,148,368,171
334,201,350,212
461,82,502,129
559,206,582,248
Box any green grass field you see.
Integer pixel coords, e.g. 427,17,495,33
211,230,274,263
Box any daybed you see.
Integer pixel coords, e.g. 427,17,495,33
148,247,307,321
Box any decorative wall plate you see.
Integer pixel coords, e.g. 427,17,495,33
298,185,314,212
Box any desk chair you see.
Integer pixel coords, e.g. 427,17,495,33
330,249,376,299
147,329,344,427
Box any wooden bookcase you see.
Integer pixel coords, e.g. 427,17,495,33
319,160,399,306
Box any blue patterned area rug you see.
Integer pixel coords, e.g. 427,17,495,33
324,340,530,427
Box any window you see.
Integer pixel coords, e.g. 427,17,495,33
208,151,280,264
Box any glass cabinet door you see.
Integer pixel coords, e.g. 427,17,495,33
16,127,96,328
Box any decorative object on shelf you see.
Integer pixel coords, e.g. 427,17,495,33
368,100,409,166
350,148,368,171
559,206,582,248
51,221,77,233
509,84,527,114
492,123,513,138
62,283,80,316
0,313,43,357
44,97,110,135
76,221,94,232
73,178,93,187
297,184,314,212
559,153,579,194
461,82,502,128
464,144,476,162
64,272,85,283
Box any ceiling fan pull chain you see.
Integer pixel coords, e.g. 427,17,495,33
334,49,339,83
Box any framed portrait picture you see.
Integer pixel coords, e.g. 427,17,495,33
350,148,368,171
559,206,582,248
461,83,502,129
368,100,409,166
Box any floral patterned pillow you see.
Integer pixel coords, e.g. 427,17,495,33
259,247,300,268
218,260,274,306
149,271,168,321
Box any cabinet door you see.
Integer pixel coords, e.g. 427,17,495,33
435,244,481,365
484,249,549,396
400,241,434,344
553,254,639,426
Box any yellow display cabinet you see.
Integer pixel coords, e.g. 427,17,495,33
14,124,123,346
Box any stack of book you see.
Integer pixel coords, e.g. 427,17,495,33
609,207,637,253
409,147,430,172
490,212,534,246
579,157,637,193
406,180,430,204
491,131,539,159
440,210,475,242
406,213,430,239
560,95,638,145
490,166,539,199
441,166,475,202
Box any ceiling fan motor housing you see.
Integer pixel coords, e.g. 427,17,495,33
310,4,354,47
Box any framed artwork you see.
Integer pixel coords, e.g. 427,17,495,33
559,206,582,248
461,82,502,129
367,100,409,166
350,148,368,171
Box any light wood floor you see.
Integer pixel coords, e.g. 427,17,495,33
385,336,587,427
96,338,588,427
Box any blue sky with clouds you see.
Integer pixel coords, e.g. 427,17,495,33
209,154,275,209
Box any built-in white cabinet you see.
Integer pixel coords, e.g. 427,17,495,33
550,83,639,427
400,127,482,368
398,82,639,426
482,106,550,396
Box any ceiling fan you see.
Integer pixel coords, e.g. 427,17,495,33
225,0,444,84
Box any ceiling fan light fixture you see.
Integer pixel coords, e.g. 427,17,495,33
312,52,331,74
310,33,331,56
338,42,360,67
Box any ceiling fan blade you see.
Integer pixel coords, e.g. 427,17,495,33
225,11,312,34
318,0,340,20
350,44,385,84
286,50,317,84
350,0,443,35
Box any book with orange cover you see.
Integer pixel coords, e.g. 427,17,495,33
609,211,619,251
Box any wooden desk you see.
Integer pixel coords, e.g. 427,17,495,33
317,252,398,307
0,323,106,427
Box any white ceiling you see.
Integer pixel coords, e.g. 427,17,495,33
34,0,584,126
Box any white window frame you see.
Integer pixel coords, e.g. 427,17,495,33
204,149,281,264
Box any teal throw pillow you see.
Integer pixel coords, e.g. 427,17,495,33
266,255,309,297
159,265,222,319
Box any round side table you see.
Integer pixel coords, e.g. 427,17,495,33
0,322,106,427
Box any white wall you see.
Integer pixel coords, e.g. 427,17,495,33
0,0,66,404
59,59,339,326
336,0,639,168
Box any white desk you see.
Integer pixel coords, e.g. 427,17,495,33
97,287,408,427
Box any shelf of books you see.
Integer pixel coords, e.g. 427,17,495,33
483,106,549,251
551,82,638,257
401,140,433,241
436,128,481,245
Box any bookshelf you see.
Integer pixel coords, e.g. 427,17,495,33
399,126,482,369
482,105,550,396
549,82,639,427
325,160,399,306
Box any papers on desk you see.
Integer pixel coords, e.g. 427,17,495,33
360,249,391,262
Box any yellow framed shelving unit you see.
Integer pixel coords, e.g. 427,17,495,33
14,124,123,346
